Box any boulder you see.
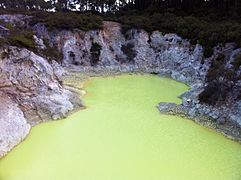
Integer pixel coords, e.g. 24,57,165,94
0,92,30,158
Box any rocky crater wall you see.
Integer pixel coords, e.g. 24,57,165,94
1,17,241,158
35,21,241,141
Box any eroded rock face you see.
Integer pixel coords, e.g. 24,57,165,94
0,46,82,157
0,46,80,124
35,21,206,85
34,21,241,141
0,92,30,158
158,45,241,141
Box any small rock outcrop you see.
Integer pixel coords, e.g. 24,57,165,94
0,47,80,124
157,44,241,141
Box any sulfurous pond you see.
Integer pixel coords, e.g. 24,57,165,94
0,74,241,180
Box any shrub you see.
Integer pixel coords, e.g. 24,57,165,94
206,54,225,80
199,52,241,105
7,31,35,49
199,53,227,105
40,39,63,63
117,15,150,33
112,12,241,58
30,12,103,31
0,20,14,30
199,82,220,105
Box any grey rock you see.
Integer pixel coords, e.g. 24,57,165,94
0,46,82,157
0,92,30,158
1,47,82,123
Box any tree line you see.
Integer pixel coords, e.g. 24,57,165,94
0,0,241,16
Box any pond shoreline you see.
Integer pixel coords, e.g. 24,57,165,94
1,73,241,180
1,68,240,160
1,20,241,159
64,68,241,144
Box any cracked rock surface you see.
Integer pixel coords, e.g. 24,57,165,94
0,46,81,158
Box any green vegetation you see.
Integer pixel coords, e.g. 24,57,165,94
0,0,240,57
25,9,241,57
7,31,35,49
199,52,241,105
27,10,241,58
40,39,63,63
0,0,240,106
30,12,103,31
0,24,63,62
2,10,240,58
0,18,36,50
0,0,239,57
199,53,227,105
110,13,241,57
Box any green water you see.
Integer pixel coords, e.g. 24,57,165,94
1,74,241,180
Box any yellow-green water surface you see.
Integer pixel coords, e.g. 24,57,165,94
1,74,241,180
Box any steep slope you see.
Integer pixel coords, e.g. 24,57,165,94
0,46,81,158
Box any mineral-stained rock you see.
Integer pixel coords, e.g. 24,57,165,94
0,46,81,125
0,91,30,158
35,21,206,85
0,46,82,157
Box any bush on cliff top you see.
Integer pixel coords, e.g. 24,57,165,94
7,31,36,49
112,12,241,57
3,10,241,58
30,12,103,31
40,39,63,63
199,52,241,105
